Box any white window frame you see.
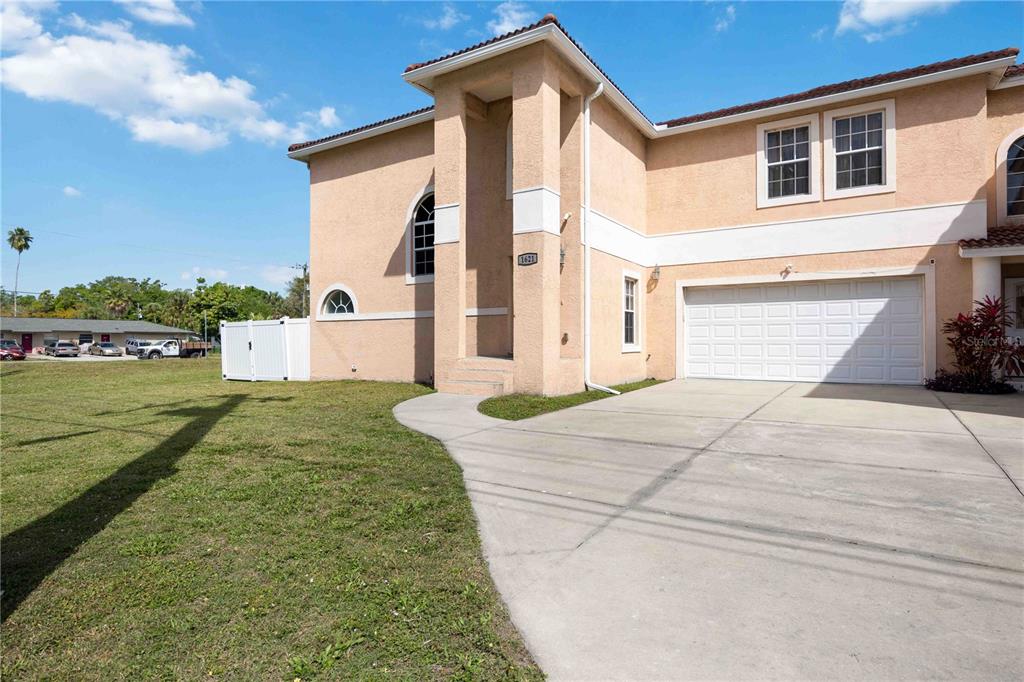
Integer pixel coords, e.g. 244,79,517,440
316,283,359,321
756,113,821,208
996,126,1024,226
621,269,642,353
824,98,896,200
405,186,436,284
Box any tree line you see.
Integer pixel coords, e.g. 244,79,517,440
0,274,310,336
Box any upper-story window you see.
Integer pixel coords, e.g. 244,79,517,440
411,193,435,277
834,111,883,190
767,126,810,198
756,114,820,208
1007,135,1024,218
824,99,895,200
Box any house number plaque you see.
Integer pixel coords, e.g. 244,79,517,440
517,252,538,266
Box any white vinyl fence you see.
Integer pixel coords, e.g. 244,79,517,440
220,318,309,381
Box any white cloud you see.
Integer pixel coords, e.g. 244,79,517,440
260,265,296,288
1,1,57,50
836,1,959,40
487,1,537,36
714,5,736,33
315,106,340,128
423,3,469,31
0,9,332,152
113,0,194,28
182,266,228,281
62,185,83,197
811,25,829,41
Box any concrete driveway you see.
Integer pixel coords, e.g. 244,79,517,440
395,380,1024,680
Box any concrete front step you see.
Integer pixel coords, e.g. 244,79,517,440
435,378,507,397
460,355,515,371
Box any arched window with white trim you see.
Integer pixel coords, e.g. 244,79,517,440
322,289,354,315
411,193,435,277
1007,135,1024,218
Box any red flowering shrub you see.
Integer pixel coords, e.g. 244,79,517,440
925,296,1023,394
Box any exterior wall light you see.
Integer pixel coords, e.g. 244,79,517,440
651,265,661,281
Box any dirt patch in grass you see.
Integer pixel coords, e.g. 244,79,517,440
1,359,541,680
478,380,662,421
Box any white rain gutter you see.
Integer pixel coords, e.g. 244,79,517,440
581,81,618,396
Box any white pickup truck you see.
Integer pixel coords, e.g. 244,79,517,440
133,337,211,359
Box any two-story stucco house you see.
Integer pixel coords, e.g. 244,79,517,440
288,15,1024,396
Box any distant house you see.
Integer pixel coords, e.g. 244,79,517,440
0,317,194,352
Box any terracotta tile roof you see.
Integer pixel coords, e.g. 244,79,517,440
658,47,1020,128
959,226,1024,249
1004,63,1024,78
288,106,434,153
404,13,650,125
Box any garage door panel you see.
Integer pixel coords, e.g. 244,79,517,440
685,276,924,385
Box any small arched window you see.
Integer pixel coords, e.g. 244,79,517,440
1008,135,1024,218
322,289,355,315
411,193,435,277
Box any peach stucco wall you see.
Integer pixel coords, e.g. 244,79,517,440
642,243,972,381
589,250,649,386
308,120,435,381
591,96,647,231
646,76,991,234
985,85,1024,227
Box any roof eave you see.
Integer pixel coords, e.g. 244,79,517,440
402,22,656,137
287,109,436,160
656,55,1019,137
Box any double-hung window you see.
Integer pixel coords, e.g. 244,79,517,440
622,272,640,352
824,99,895,199
756,114,820,208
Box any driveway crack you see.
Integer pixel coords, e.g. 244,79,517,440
932,392,1023,498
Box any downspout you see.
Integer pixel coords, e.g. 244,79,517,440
582,81,619,395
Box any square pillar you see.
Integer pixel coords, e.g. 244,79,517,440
433,82,468,385
511,48,562,394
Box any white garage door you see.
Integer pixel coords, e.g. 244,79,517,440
683,276,924,384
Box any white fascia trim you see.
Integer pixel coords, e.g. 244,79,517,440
621,268,642,353
960,245,1024,258
655,56,1018,137
755,113,822,209
287,109,435,160
318,310,434,322
466,307,509,316
992,75,1024,90
673,264,937,380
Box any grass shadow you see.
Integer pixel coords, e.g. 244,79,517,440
0,394,293,622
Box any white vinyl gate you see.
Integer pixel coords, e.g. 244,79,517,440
220,318,309,381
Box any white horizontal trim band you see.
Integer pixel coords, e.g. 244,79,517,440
589,200,987,267
466,307,508,316
319,311,434,321
960,245,1024,258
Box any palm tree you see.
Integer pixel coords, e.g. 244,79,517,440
6,227,33,317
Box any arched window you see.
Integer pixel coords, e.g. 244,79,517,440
322,289,355,315
411,193,435,277
1008,135,1024,218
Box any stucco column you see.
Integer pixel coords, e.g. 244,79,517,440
971,256,1002,304
511,47,562,394
432,81,468,385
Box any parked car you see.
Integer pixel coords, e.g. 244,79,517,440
136,337,212,359
0,339,23,352
88,341,123,357
45,341,80,357
0,345,26,361
125,338,154,356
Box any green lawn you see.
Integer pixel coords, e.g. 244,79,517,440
0,359,540,680
478,380,662,421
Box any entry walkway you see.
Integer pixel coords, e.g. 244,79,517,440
394,380,1024,680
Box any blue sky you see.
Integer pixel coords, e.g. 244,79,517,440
3,1,1022,295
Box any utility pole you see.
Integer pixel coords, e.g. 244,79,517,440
291,263,309,318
